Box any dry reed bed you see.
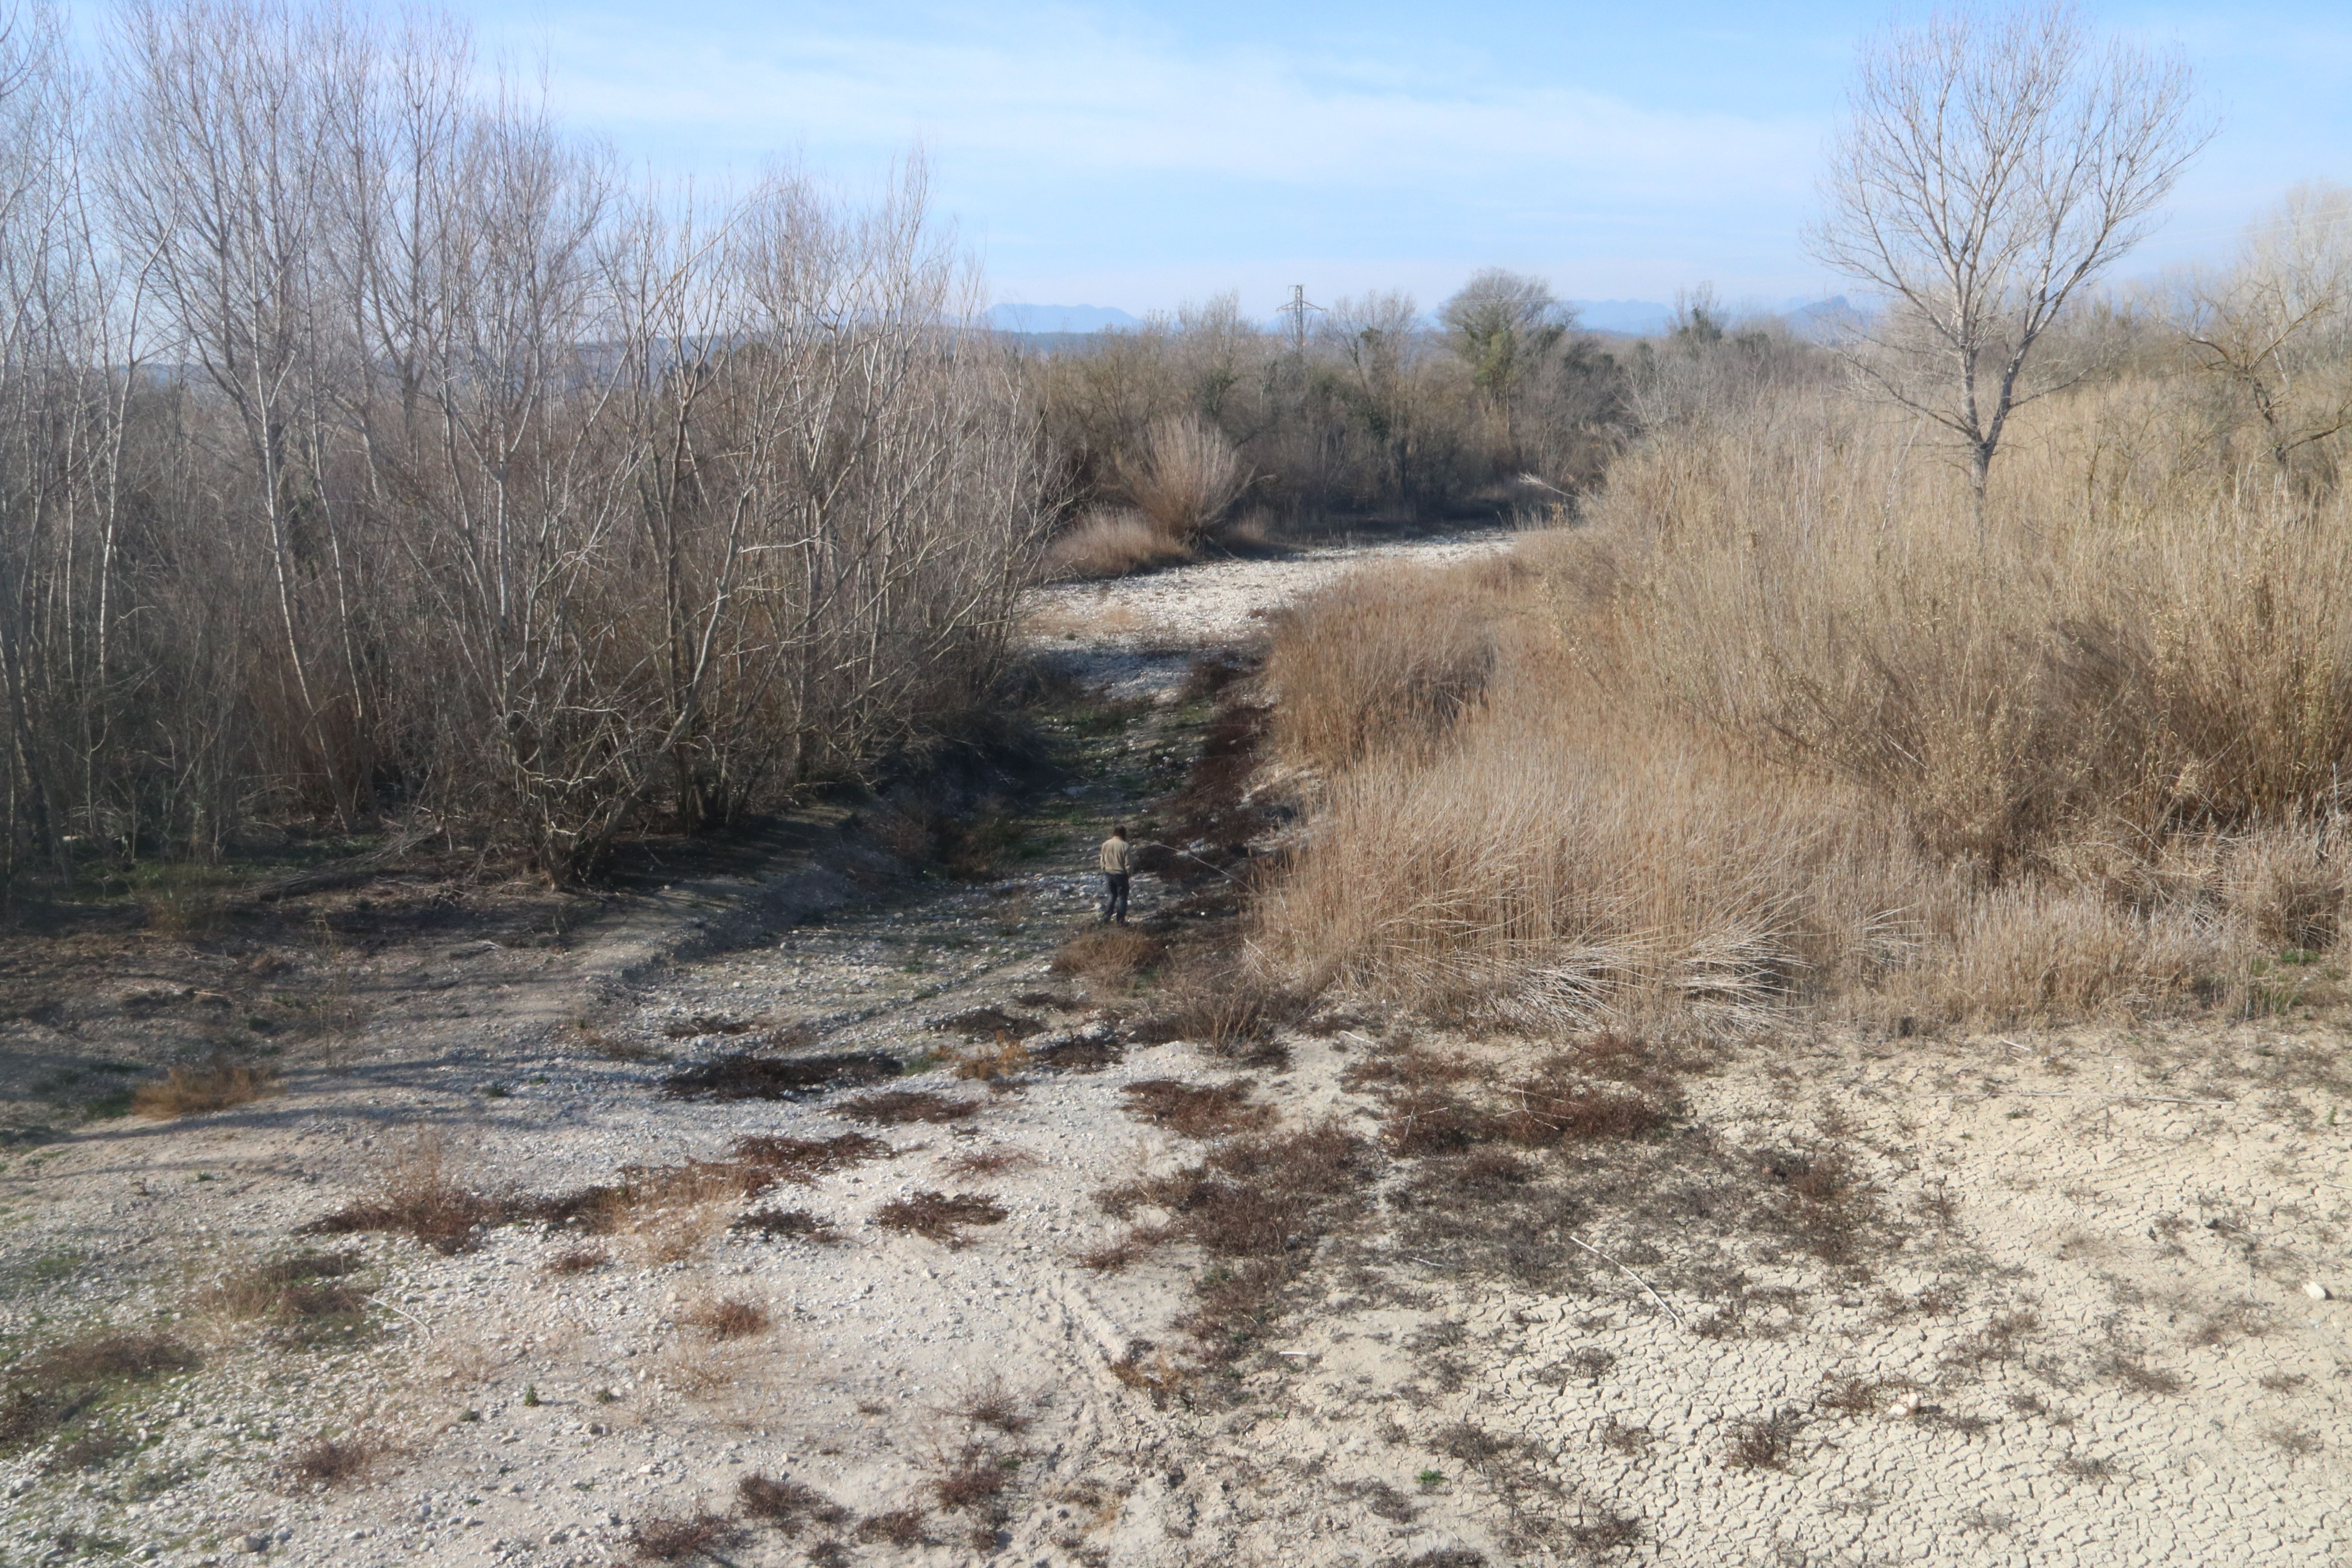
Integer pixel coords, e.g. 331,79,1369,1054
1257,384,2352,1027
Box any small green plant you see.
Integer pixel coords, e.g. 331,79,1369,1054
521,1385,539,1407
595,1389,619,1404
1416,1469,1445,1489
458,1409,481,1423
482,1083,510,1099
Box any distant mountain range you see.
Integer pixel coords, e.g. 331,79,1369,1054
986,296,1862,341
985,304,1143,334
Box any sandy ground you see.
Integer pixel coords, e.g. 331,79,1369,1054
0,525,2345,1568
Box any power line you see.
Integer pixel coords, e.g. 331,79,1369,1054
1279,283,1324,353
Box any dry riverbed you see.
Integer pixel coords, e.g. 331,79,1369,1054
0,526,2347,1568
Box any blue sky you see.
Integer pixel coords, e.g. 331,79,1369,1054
450,0,2352,317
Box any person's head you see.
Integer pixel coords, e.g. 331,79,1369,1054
1111,823,1127,838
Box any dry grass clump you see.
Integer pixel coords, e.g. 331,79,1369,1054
874,1191,1009,1247
132,1052,278,1118
1128,961,1310,1063
1266,561,1509,774
543,1247,610,1274
1257,384,2352,1028
1047,508,1192,579
203,1251,371,1343
659,1051,896,1101
1050,924,1166,984
288,1433,380,1486
1123,413,1247,543
940,1144,1041,1179
681,1296,770,1341
305,1138,508,1254
729,1132,892,1183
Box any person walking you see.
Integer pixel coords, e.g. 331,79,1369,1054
1098,824,1134,924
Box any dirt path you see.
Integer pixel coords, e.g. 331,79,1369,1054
0,529,1512,1568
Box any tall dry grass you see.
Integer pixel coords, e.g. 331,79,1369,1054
1257,379,2352,1029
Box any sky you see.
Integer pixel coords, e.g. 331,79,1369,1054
436,1,2352,318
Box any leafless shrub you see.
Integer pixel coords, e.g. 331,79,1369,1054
735,1473,849,1534
853,1509,929,1546
1119,1078,1273,1140
1047,508,1191,579
1123,414,1247,543
543,1248,609,1274
629,1511,744,1561
132,1053,278,1118
0,1333,200,1455
1050,926,1166,984
731,1209,841,1243
288,1434,380,1486
1722,1406,1809,1470
873,1191,1008,1247
305,1137,506,1254
940,1145,1040,1179
841,1089,982,1125
680,1296,769,1341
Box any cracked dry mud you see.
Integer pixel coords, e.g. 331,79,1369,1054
2,527,2348,1568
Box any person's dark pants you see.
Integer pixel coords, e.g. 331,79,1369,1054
1100,872,1130,924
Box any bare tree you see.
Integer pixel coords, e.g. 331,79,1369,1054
1809,3,2209,524
2176,182,2352,482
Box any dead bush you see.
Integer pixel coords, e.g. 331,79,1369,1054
1050,925,1166,984
303,1138,506,1254
1046,508,1192,579
874,1191,1009,1247
1123,413,1247,543
736,1473,849,1535
1129,963,1309,1063
1267,563,1500,774
841,1089,982,1125
1723,1406,1809,1471
681,1296,769,1341
940,1145,1040,1179
288,1434,379,1486
952,1376,1036,1435
659,1052,897,1102
205,1251,371,1343
630,1511,745,1561
854,1508,929,1546
929,1438,1022,1514
132,1052,278,1118
731,1132,892,1183
950,1037,1032,1081
731,1209,841,1243
1120,1078,1274,1139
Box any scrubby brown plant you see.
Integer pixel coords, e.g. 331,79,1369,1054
1119,1079,1274,1139
304,1138,506,1254
841,1089,982,1125
681,1296,769,1341
630,1511,745,1561
854,1508,929,1546
736,1473,849,1534
132,1053,278,1119
289,1434,379,1486
1050,925,1166,985
874,1191,1009,1247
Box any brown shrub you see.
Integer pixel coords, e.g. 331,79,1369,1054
1723,1407,1809,1471
1267,563,1501,774
1050,925,1166,984
731,1209,841,1243
929,1439,1021,1513
873,1191,1008,1247
940,1145,1040,1179
681,1296,769,1341
1128,962,1310,1063
840,1089,982,1125
289,1434,379,1486
303,1138,506,1254
659,1052,896,1102
1120,1078,1274,1139
1045,508,1192,579
1122,414,1246,543
630,1511,744,1561
952,1376,1036,1435
731,1132,893,1183
132,1053,277,1119
205,1252,371,1341
735,1473,849,1534
854,1508,929,1546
